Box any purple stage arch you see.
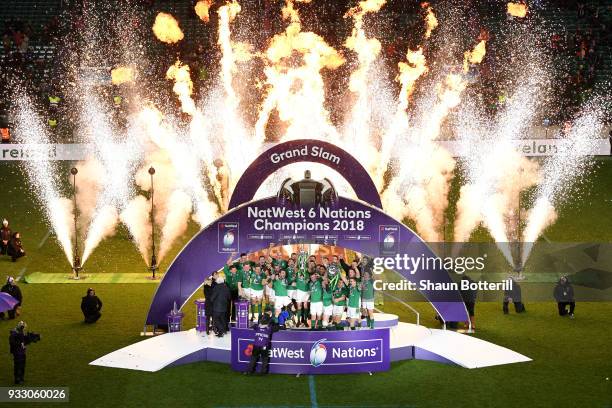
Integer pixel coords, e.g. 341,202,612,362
228,139,382,210
145,141,468,326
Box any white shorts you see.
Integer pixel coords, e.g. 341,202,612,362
266,287,275,300
274,296,291,310
250,289,264,300
296,290,310,303
362,300,374,310
288,288,297,300
310,301,323,316
241,288,251,298
323,304,333,317
332,304,345,316
347,307,361,319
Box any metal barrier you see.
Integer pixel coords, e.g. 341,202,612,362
380,291,420,326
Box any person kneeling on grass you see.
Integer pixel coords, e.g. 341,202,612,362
1,277,22,320
244,315,279,375
81,288,102,323
7,232,25,262
554,276,575,318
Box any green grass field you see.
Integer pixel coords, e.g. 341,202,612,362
0,160,611,407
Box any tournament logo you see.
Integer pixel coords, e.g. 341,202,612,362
379,225,400,255
310,339,327,367
218,222,239,253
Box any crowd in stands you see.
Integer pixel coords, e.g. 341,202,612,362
0,0,610,144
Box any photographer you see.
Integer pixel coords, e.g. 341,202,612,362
9,321,40,385
244,314,279,375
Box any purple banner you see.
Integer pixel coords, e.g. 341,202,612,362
231,328,390,374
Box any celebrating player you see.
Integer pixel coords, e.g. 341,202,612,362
347,277,362,330
361,271,375,329
309,272,323,329
332,279,348,329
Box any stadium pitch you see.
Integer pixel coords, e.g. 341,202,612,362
0,160,611,406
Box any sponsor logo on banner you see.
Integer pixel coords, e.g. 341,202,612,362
2,140,609,161
237,337,384,367
218,222,239,253
379,225,400,255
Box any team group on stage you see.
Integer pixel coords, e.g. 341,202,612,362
221,244,376,331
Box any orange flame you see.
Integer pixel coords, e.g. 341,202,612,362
421,2,438,39
111,66,134,85
152,12,184,44
463,39,486,72
507,2,528,18
166,60,195,115
195,0,214,22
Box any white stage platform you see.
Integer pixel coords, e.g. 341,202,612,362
90,313,530,372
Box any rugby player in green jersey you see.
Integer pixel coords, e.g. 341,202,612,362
237,262,252,299
268,269,291,321
223,260,240,322
309,272,324,329
249,265,266,322
361,271,375,329
332,279,348,329
347,277,362,330
286,258,297,304
295,268,310,327
321,277,334,329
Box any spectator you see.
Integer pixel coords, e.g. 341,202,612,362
210,276,231,337
503,277,526,314
0,277,22,319
460,275,477,330
81,288,103,323
0,219,11,254
203,272,217,335
7,232,25,262
554,276,575,318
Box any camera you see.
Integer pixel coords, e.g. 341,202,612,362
25,332,41,343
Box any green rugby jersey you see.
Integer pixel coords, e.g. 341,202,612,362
322,286,333,306
361,279,374,301
295,270,310,291
238,268,251,289
348,286,361,308
286,267,297,288
332,286,347,306
310,279,323,302
223,265,239,290
250,270,265,290
272,277,289,296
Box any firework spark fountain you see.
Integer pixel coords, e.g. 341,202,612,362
13,94,74,265
521,103,605,266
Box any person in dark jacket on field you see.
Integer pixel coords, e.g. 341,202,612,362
210,276,231,337
0,276,22,319
503,277,526,314
7,232,25,262
244,314,279,375
9,321,40,384
81,288,103,323
203,272,218,334
460,275,478,330
554,276,575,318
0,219,11,255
